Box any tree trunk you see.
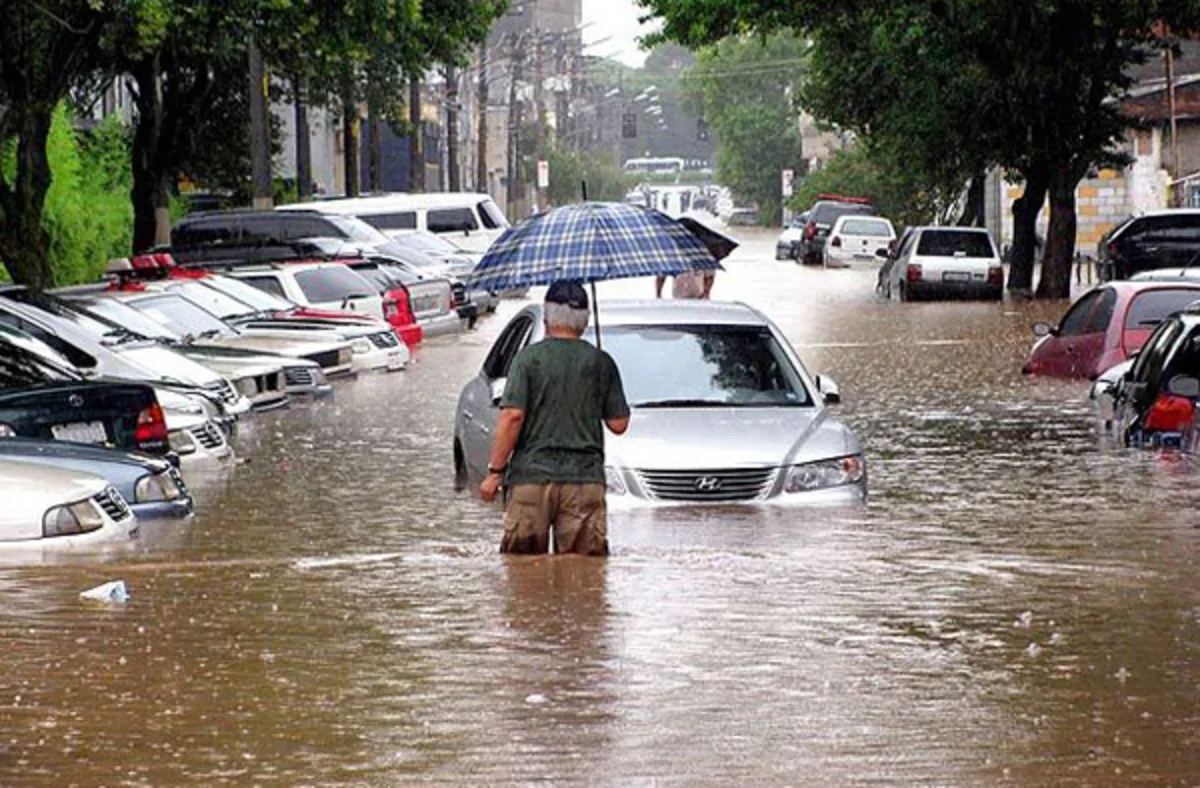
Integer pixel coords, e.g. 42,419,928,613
956,173,986,226
0,107,56,288
294,74,312,201
476,42,489,193
248,40,273,209
446,66,460,192
342,75,360,198
409,77,424,193
367,93,383,193
1007,163,1049,296
130,58,167,254
1036,166,1080,300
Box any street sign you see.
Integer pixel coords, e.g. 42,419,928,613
536,160,549,189
781,168,795,198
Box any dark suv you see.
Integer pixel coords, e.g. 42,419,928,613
795,197,877,265
1098,210,1200,281
172,210,384,263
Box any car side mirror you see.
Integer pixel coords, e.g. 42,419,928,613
815,374,841,405
874,248,888,259
489,378,506,406
1167,375,1200,398
1032,321,1056,338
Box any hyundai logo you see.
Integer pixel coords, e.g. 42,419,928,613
694,476,723,492
68,394,84,408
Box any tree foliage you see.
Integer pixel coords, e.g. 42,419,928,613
679,33,806,224
539,145,633,206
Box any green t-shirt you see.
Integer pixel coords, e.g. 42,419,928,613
500,337,630,485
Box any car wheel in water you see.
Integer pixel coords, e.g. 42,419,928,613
898,282,908,302
453,438,468,491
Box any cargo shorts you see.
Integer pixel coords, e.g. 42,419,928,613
500,483,609,556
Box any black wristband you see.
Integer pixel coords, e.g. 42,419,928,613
487,464,507,475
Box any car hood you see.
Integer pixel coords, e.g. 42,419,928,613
236,318,381,340
607,407,861,470
171,347,294,375
196,334,346,357
0,459,108,538
116,345,224,387
0,438,168,473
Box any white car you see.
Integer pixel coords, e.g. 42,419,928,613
775,214,808,260
883,226,1004,302
823,215,896,268
155,388,235,466
0,459,138,547
224,262,387,323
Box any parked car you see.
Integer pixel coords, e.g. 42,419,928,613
0,333,169,456
0,286,252,416
0,459,138,547
278,192,511,253
882,226,1003,301
796,197,877,266
775,212,809,260
0,324,234,466
388,230,499,312
0,439,193,520
1098,209,1200,281
823,215,896,268
171,209,398,264
725,208,758,227
1022,281,1200,379
1093,304,1200,450
220,262,387,323
455,300,865,506
344,259,467,338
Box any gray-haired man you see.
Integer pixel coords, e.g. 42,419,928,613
479,281,630,555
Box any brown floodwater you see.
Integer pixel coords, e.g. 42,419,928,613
1,229,1197,786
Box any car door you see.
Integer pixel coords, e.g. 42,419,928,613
1116,317,1185,435
458,313,535,473
888,230,917,295
1030,289,1107,378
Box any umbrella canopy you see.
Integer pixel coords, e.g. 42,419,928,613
467,202,723,292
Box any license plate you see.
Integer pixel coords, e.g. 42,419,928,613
51,421,108,444
853,253,874,261
942,271,971,282
387,352,406,371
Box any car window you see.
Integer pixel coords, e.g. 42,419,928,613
362,212,417,231
0,340,72,387
202,276,293,310
73,297,178,340
293,267,376,303
346,265,395,294
478,199,508,229
1083,288,1118,334
1164,324,1200,379
895,230,917,260
0,311,97,369
163,281,256,320
132,294,231,336
279,214,342,240
1129,317,1184,398
483,316,534,380
916,230,994,258
427,208,478,233
324,215,392,243
839,218,893,237
240,215,285,242
173,218,239,247
812,202,875,225
1124,288,1200,330
593,324,811,407
239,275,288,300
1058,291,1102,337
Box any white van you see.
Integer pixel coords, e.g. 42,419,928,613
280,193,510,253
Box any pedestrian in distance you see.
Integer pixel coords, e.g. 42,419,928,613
479,281,630,556
655,270,715,300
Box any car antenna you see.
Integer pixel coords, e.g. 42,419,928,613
1180,249,1200,276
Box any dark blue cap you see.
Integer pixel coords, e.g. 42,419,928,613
545,280,589,310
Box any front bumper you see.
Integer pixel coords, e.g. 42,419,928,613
130,498,195,520
606,466,867,508
350,345,409,373
421,311,469,338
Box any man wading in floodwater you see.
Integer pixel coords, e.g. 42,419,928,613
479,281,630,555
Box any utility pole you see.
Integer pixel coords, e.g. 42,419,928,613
506,37,525,219
532,30,544,210
1167,45,1180,188
409,76,424,193
248,39,273,209
446,66,460,192
476,41,489,194
293,73,312,200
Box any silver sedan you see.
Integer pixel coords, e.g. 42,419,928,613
455,300,867,506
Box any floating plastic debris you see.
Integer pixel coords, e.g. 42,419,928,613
79,580,128,603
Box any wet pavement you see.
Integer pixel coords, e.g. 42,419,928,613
1,228,1197,785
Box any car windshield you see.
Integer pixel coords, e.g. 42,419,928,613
0,339,72,386
395,231,462,255
347,266,395,294
479,198,509,229
294,266,376,303
378,241,444,269
163,280,257,320
325,215,391,244
131,294,233,337
3,289,145,345
1124,289,1200,329
69,297,179,341
201,275,294,311
917,230,994,258
841,218,892,237
589,324,811,408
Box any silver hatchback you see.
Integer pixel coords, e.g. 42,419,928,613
455,300,867,506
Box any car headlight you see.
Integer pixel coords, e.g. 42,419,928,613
337,348,353,366
784,455,866,493
605,467,627,495
235,377,259,398
168,429,197,455
350,338,373,354
0,422,16,437
135,470,183,502
43,499,105,537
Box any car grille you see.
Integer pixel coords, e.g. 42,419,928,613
94,486,132,522
636,468,777,502
368,331,399,349
203,378,239,405
284,367,316,387
307,349,341,370
188,422,226,451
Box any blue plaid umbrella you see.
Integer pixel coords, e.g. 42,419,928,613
467,202,724,293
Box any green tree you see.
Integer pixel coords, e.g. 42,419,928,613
680,33,806,225
540,145,633,206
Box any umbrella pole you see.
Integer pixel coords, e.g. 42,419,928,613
591,280,601,350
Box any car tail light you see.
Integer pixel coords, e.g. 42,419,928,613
383,298,399,320
1144,394,1195,433
830,235,842,248
906,264,923,283
987,266,1003,285
804,223,816,240
135,403,168,447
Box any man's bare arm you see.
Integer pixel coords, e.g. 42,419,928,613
605,415,630,435
489,408,526,469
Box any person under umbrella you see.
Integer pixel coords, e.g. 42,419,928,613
479,281,630,556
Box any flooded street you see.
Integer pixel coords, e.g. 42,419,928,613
2,228,1197,786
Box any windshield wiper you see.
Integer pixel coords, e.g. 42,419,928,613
633,398,730,408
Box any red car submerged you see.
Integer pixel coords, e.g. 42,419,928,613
1022,281,1200,379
